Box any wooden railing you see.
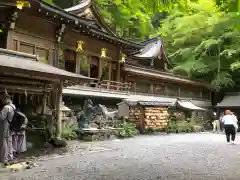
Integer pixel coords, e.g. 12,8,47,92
88,80,131,92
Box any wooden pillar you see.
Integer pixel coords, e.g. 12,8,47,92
209,90,212,101
98,58,103,79
116,61,121,82
150,84,154,95
42,93,47,114
165,85,168,96
200,89,203,100
76,53,81,74
6,11,18,50
139,105,145,133
108,60,112,89
133,82,136,94
6,30,13,50
108,60,112,81
55,81,63,139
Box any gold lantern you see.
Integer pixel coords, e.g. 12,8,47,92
76,40,84,52
101,48,107,58
16,0,31,10
120,53,126,63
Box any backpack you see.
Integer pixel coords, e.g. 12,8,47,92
7,105,26,132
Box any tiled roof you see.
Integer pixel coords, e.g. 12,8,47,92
216,94,240,107
0,48,94,81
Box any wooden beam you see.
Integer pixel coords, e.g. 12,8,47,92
0,89,45,95
0,78,51,86
0,69,60,83
0,84,51,92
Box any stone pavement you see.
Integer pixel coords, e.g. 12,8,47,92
2,133,240,180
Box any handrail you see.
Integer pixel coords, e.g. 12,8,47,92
87,80,131,92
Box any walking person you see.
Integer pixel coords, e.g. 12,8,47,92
219,112,225,133
222,110,238,144
232,112,238,133
212,112,220,133
0,94,16,166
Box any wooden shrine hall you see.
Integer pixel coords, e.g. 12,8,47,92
0,48,93,137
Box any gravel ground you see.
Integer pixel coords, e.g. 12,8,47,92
2,133,240,180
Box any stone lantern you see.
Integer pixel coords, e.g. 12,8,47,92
60,102,77,128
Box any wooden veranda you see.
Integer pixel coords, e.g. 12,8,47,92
0,48,93,138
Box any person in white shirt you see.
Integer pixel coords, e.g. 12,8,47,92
221,110,238,144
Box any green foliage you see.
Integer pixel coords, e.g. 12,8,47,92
95,0,154,39
167,117,204,133
44,0,240,91
145,128,163,134
159,0,240,90
61,125,78,140
119,121,137,138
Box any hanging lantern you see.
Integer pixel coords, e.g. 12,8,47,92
120,53,126,63
76,40,84,52
101,48,107,58
16,0,30,10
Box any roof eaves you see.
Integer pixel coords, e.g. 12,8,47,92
124,64,212,89
64,0,91,12
36,0,142,48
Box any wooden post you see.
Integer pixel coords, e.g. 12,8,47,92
116,61,121,82
139,105,145,133
98,58,103,79
75,53,81,74
7,11,18,50
108,61,112,89
133,82,136,94
42,93,47,114
108,61,112,81
150,84,154,95
165,85,168,96
55,81,63,139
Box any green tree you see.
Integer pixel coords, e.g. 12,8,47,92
158,0,240,91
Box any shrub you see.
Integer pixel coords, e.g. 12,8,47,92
167,120,178,133
167,117,204,133
61,125,78,140
177,121,192,132
119,122,137,138
145,128,163,134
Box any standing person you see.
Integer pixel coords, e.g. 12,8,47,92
232,112,238,133
212,112,220,133
0,94,15,166
219,112,225,132
222,110,238,144
12,109,28,156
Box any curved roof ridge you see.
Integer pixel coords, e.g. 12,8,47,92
64,1,116,36
64,0,92,12
90,4,116,36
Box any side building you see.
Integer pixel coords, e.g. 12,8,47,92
0,0,212,118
